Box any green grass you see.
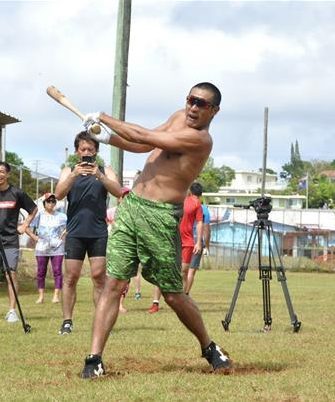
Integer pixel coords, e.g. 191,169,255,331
0,253,334,401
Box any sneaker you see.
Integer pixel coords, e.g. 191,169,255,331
81,354,105,379
58,319,73,335
148,303,159,314
5,309,19,323
134,292,142,300
202,341,232,372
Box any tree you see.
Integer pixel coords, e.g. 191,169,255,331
197,157,235,192
5,151,36,199
308,178,335,208
282,140,305,180
5,151,57,200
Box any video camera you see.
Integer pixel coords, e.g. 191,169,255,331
234,196,272,218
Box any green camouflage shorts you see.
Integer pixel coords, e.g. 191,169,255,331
106,192,184,293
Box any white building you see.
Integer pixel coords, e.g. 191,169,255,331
205,170,305,209
220,170,286,193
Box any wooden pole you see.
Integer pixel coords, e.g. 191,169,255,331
110,0,132,186
261,107,269,197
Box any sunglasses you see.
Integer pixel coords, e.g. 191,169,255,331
46,199,56,204
186,95,215,109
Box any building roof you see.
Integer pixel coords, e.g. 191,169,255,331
0,111,20,125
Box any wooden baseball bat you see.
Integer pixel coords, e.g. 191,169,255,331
46,86,101,134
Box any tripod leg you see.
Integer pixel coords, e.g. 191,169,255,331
261,267,272,331
222,224,258,331
269,225,302,332
0,240,31,333
260,225,272,332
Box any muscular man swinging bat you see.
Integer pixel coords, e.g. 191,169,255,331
80,82,233,378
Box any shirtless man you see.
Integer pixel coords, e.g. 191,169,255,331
80,82,232,378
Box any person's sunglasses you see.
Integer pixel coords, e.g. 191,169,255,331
186,95,215,109
46,199,56,204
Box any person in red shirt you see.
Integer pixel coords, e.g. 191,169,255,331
179,184,204,290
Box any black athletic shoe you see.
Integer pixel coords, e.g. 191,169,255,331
202,341,232,371
58,319,73,335
81,354,105,379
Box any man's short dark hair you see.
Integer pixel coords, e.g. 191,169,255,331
190,182,203,197
192,82,222,106
0,161,11,173
74,131,99,152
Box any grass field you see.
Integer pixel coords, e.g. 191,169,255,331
0,254,334,401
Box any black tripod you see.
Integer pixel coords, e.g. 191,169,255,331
222,198,301,333
0,237,31,333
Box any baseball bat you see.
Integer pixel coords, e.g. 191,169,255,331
46,86,101,134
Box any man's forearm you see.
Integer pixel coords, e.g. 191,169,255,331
196,221,204,245
203,225,211,249
100,113,147,144
95,170,121,198
55,172,77,200
18,207,38,234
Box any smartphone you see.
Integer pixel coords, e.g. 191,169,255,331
81,155,96,164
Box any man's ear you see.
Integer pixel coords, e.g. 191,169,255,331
212,105,220,117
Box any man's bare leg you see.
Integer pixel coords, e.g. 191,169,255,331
89,257,106,306
6,271,18,310
162,291,210,348
90,276,128,355
184,268,197,295
162,291,232,371
181,263,190,291
61,259,82,320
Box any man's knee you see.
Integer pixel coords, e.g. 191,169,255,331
63,268,81,288
91,267,107,288
102,277,128,297
163,292,184,307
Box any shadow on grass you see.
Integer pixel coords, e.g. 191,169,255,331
77,357,290,379
112,325,167,333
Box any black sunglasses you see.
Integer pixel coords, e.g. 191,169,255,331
46,199,56,204
186,95,215,109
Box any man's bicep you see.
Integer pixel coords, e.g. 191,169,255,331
57,167,71,183
110,134,154,153
145,130,203,152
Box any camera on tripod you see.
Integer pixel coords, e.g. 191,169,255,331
234,196,272,219
249,197,272,215
223,194,301,333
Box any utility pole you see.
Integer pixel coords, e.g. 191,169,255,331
0,125,5,161
261,107,269,197
32,160,41,200
110,0,132,186
306,172,309,209
65,147,69,166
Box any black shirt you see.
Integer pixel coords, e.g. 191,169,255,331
0,185,36,248
66,168,108,238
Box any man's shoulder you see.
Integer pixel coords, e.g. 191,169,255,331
184,195,201,209
1,185,21,197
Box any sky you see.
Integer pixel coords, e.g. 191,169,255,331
1,0,335,179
